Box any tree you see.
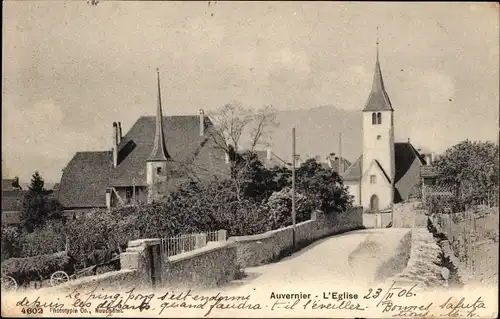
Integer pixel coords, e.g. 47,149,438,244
433,140,499,207
295,158,353,213
260,187,316,231
209,103,279,154
28,171,45,194
21,192,65,233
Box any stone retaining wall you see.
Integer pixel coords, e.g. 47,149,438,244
229,207,363,267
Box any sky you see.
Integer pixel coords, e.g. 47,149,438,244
2,1,499,183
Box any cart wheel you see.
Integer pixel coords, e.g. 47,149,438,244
1,276,18,291
50,271,69,287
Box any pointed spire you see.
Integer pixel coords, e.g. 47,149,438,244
147,68,170,161
362,28,393,112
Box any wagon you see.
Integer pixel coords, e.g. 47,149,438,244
1,249,120,291
49,253,120,287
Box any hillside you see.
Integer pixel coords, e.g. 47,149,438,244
268,105,362,164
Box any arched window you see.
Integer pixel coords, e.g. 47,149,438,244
372,113,377,125
370,194,379,212
377,112,382,124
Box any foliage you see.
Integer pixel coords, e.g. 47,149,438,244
20,192,65,233
295,159,353,213
230,151,278,202
28,171,45,194
1,251,74,284
65,210,132,268
19,221,66,258
427,194,464,215
260,187,315,231
1,226,22,261
433,140,499,206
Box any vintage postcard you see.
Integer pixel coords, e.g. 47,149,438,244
1,1,499,318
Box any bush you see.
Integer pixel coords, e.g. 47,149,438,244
19,221,66,257
1,226,22,261
1,251,74,284
260,187,315,231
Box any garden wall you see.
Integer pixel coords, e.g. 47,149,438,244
388,227,447,288
163,241,238,288
229,206,363,267
51,207,363,291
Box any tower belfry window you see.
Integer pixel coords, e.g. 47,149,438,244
156,167,162,174
372,113,377,125
377,112,382,124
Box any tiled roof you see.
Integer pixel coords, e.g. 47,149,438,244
2,179,22,191
362,57,393,112
1,190,28,212
342,155,363,181
110,116,225,186
394,142,426,183
321,157,352,174
58,115,229,208
58,151,113,208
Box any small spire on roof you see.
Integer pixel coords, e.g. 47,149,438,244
147,68,171,161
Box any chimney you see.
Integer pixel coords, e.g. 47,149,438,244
199,109,205,137
112,122,118,167
12,177,21,190
117,122,123,144
426,153,434,166
105,188,112,210
266,148,272,161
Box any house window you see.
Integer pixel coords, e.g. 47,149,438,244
377,135,382,140
372,112,377,125
377,112,382,124
126,190,132,199
156,167,162,174
370,175,377,184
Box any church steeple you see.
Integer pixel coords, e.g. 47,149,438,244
362,33,393,112
147,69,170,161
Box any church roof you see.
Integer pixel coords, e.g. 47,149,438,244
394,142,426,182
362,49,393,112
341,142,426,183
58,115,228,209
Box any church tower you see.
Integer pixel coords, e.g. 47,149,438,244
361,39,396,212
146,69,171,203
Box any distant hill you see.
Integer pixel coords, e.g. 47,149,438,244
268,105,362,164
